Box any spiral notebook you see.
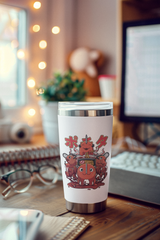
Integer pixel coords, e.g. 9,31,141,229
36,215,90,240
0,145,60,175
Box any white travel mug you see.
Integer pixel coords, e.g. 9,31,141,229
58,102,113,213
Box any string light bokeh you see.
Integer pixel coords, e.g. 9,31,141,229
28,108,36,116
33,24,40,32
52,26,60,34
27,1,61,118
39,40,47,49
38,61,46,69
27,78,36,88
17,49,25,59
33,1,41,9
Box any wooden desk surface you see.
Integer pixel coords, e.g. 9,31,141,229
0,134,160,239
0,180,160,240
0,135,160,240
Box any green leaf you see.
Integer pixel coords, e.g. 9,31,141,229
36,70,87,101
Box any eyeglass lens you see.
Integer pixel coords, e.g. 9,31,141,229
39,166,58,183
8,170,31,192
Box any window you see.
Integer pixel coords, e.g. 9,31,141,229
0,4,26,108
0,0,70,134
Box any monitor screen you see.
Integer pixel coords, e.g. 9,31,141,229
120,18,160,123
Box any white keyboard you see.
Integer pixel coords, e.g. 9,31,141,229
109,151,160,205
111,151,160,177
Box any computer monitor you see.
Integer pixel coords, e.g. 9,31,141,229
120,18,160,123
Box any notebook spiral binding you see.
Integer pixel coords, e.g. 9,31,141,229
0,145,60,176
52,216,90,240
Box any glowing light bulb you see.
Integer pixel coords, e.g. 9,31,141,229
28,108,36,116
17,49,25,59
38,61,46,69
39,88,44,94
33,25,40,32
27,78,35,88
33,1,41,9
36,88,44,95
52,26,60,34
39,40,47,49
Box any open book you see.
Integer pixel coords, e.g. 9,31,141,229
35,215,90,240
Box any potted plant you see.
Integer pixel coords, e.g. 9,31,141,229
36,70,87,144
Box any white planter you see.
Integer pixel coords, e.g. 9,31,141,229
39,101,59,145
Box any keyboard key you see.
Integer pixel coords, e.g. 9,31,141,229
135,153,143,160
111,151,160,175
150,156,158,163
133,160,140,167
143,158,150,163
126,159,133,165
156,163,160,169
141,162,148,167
148,162,156,169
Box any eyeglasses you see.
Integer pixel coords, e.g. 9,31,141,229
0,164,59,198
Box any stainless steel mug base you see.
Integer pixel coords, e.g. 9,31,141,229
66,200,107,213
